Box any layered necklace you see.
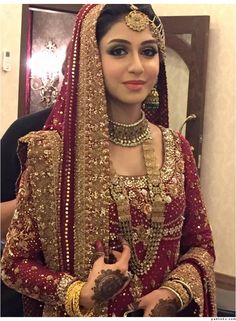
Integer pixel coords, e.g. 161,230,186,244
110,126,172,298
108,111,151,147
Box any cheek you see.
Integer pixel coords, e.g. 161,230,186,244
148,62,160,82
102,58,122,86
146,55,160,83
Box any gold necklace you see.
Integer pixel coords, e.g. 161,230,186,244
110,137,172,299
108,112,151,147
110,138,172,276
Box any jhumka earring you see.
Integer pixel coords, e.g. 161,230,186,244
145,87,159,109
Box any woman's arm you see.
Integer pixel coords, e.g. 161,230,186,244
1,166,75,306
162,134,216,316
137,134,216,317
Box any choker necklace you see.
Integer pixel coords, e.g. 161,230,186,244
108,112,151,147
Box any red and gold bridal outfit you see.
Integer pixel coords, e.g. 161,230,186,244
1,126,216,316
1,4,216,317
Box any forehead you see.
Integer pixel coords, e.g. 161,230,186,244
100,20,156,44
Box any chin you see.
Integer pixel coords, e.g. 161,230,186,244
107,91,148,107
120,94,148,106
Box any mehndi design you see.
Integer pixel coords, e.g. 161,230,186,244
92,269,128,304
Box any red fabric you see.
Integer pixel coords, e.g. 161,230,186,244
106,134,215,316
44,4,97,273
1,5,215,317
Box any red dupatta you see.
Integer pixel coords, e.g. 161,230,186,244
43,4,169,276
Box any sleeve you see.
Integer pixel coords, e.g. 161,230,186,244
163,134,217,317
1,108,52,202
1,136,75,307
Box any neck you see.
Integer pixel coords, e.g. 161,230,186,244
107,101,142,125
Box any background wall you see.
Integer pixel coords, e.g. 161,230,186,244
0,4,22,138
153,4,235,277
0,4,235,277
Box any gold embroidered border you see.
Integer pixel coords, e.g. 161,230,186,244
1,131,64,314
56,273,77,305
166,247,217,316
165,262,204,316
179,247,217,316
19,131,62,272
158,127,185,199
74,4,111,286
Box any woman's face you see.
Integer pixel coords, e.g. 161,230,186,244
99,20,160,109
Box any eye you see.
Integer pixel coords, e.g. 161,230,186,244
141,47,158,57
108,46,127,56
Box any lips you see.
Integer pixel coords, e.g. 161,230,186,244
123,80,146,85
123,80,146,91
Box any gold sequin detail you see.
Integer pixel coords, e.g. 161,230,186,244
56,273,77,305
72,7,108,316
18,131,62,271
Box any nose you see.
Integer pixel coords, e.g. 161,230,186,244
128,52,144,74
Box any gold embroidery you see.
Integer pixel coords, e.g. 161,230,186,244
166,262,204,316
1,130,66,316
179,247,217,316
74,5,110,288
18,131,62,272
162,216,184,240
56,274,77,305
72,5,108,317
166,248,216,316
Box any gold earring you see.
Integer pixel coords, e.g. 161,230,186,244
145,87,159,109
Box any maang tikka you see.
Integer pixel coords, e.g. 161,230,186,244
125,4,166,59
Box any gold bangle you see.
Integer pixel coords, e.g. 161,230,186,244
65,280,93,317
171,279,193,302
159,285,184,311
161,280,191,311
65,281,80,316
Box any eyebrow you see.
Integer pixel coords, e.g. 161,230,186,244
107,39,157,45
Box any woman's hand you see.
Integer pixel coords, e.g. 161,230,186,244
80,240,131,310
137,288,180,317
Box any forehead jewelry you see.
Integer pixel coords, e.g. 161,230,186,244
125,4,166,58
125,4,149,31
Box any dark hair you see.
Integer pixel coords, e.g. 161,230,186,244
96,4,157,44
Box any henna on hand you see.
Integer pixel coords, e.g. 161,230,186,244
92,269,128,304
149,298,178,317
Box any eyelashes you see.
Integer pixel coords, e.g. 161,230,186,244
108,47,127,56
107,46,159,57
141,47,158,57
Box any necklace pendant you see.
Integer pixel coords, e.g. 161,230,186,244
130,274,143,299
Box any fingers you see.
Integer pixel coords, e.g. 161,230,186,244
112,250,122,261
94,239,131,268
116,242,131,266
91,240,105,265
95,240,105,254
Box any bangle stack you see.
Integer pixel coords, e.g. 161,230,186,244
160,279,192,311
65,280,93,317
